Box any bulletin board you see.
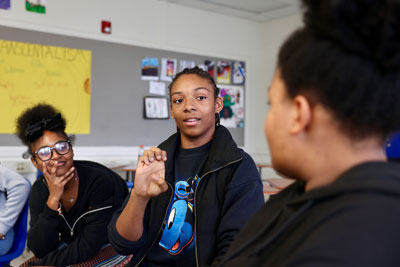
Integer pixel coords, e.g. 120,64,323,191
0,25,245,147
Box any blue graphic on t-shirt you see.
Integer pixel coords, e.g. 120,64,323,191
159,176,199,255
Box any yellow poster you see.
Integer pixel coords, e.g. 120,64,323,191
0,40,91,134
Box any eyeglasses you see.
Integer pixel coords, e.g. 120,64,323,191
34,140,71,161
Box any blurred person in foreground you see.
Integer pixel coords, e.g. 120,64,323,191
217,0,400,266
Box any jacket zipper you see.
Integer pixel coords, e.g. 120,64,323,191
134,181,174,267
42,177,114,237
59,204,113,237
194,157,243,267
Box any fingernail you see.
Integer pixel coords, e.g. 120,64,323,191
157,155,161,159
150,157,154,161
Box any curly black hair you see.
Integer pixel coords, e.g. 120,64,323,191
16,103,68,152
278,0,400,140
168,66,221,126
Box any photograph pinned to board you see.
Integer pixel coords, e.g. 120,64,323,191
204,60,215,78
216,61,231,84
179,60,195,72
0,0,10,10
26,0,46,14
144,96,169,119
232,61,246,85
141,57,159,80
160,58,177,82
219,85,244,128
149,81,166,96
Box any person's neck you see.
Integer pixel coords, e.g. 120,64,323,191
302,137,386,192
181,138,211,149
180,130,215,149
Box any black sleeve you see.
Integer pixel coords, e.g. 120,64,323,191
108,190,149,256
213,152,264,263
27,179,61,258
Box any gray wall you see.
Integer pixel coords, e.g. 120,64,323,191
0,25,244,146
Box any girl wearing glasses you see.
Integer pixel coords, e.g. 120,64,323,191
16,103,129,266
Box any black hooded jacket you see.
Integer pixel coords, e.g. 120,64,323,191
217,161,400,267
28,160,128,266
108,125,264,266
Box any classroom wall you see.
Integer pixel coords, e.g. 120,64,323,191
257,14,303,164
0,0,302,169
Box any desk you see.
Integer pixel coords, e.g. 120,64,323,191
256,163,272,176
263,184,280,194
107,164,129,171
106,163,136,182
265,178,294,190
263,178,294,202
105,163,135,189
106,164,128,179
121,164,137,182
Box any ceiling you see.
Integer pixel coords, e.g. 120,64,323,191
162,0,301,22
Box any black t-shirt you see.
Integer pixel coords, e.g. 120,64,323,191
145,141,210,267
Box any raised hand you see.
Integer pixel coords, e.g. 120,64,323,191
116,147,169,241
42,160,75,210
132,147,168,199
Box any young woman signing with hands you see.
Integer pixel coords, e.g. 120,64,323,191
109,67,264,267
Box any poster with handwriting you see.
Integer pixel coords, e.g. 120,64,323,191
0,40,91,134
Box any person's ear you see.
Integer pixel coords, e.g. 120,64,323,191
215,96,223,113
290,95,312,134
170,106,174,119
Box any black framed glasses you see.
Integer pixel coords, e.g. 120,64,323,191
34,140,71,161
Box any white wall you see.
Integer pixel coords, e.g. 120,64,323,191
250,14,303,164
0,0,302,170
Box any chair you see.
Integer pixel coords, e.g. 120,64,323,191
386,132,400,161
0,198,29,267
36,169,43,179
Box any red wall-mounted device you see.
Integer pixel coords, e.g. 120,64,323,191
101,21,112,34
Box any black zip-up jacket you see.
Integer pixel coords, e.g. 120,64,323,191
108,125,264,266
28,160,128,266
218,162,400,267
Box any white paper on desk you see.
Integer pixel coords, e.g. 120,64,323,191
149,81,166,96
